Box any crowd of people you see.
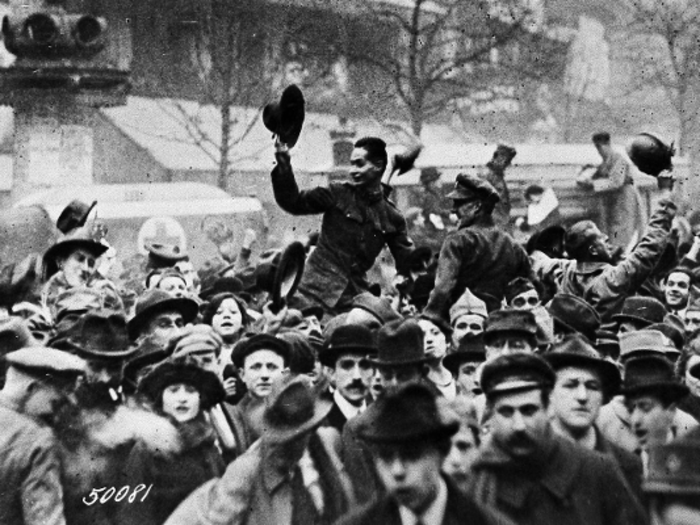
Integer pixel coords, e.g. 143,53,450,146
2,122,700,525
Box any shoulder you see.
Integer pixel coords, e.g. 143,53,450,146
335,497,396,525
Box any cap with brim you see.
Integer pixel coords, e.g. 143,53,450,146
612,297,666,327
66,311,139,360
371,318,429,367
145,243,189,270
480,353,555,400
231,333,290,369
644,438,700,495
128,290,199,341
443,335,486,375
446,173,499,205
43,226,108,279
483,309,538,344
619,330,669,359
5,346,85,377
546,293,600,343
647,322,684,354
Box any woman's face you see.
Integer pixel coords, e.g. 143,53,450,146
418,319,448,360
684,355,700,397
59,248,97,287
162,382,201,423
212,298,243,339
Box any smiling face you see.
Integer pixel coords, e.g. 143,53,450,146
549,366,603,436
211,298,243,340
161,382,201,423
664,271,691,310
349,147,383,190
418,319,448,360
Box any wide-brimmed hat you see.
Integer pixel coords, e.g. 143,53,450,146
648,313,685,352
443,334,486,375
231,333,290,369
546,294,600,343
128,289,199,341
358,382,459,444
612,296,666,327
645,432,700,495
319,324,377,368
66,310,138,359
145,242,189,271
261,375,332,443
621,355,689,402
138,357,225,411
5,346,85,383
619,329,669,359
446,173,499,206
263,84,305,148
43,224,108,279
370,318,429,367
56,200,97,234
483,309,538,344
480,353,555,400
243,243,306,311
545,334,621,400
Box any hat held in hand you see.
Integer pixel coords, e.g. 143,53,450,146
263,85,305,148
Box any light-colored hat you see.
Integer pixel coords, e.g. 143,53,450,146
449,289,488,325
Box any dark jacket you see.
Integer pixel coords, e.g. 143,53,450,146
335,475,516,525
271,156,413,312
424,216,531,321
595,427,644,504
467,430,648,525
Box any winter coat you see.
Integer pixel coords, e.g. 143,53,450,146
116,415,225,525
467,430,648,525
271,157,413,313
0,398,66,525
423,215,531,321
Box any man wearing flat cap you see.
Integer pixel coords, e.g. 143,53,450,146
337,383,514,525
423,173,531,324
0,347,85,525
466,353,646,525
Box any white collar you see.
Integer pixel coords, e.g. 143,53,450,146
398,476,448,525
333,389,366,420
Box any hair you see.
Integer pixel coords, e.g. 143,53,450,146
486,385,552,409
592,131,611,145
201,292,251,328
565,220,599,261
354,136,387,170
664,267,695,287
524,184,545,200
627,388,678,409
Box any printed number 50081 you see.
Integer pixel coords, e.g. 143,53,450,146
82,484,154,506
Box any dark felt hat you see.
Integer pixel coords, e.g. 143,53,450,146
244,243,306,311
446,173,499,205
613,296,667,327
231,333,290,369
505,277,536,304
319,324,377,368
123,335,171,388
546,293,600,343
199,277,244,302
619,329,670,358
480,353,555,400
626,132,675,177
261,375,332,443
262,84,305,148
351,292,402,325
594,329,620,360
358,382,459,444
43,224,108,279
545,334,621,399
66,310,138,360
371,318,428,367
56,200,97,235
525,224,566,257
443,334,486,375
645,432,700,495
621,355,689,402
647,321,684,355
128,289,198,341
483,309,538,343
138,358,225,411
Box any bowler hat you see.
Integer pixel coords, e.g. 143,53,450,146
138,358,225,411
261,375,332,443
319,324,377,367
483,309,538,344
626,132,675,177
645,433,700,495
56,200,97,235
263,84,305,148
443,334,486,375
5,346,85,379
67,310,138,359
358,382,459,444
547,293,600,343
128,289,199,341
371,318,428,367
545,334,620,399
231,333,290,369
446,173,499,206
481,353,555,400
621,355,688,402
619,329,670,358
43,224,108,279
613,296,666,327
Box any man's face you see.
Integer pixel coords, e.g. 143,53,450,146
85,358,124,385
685,310,700,333
240,349,287,399
443,426,479,485
377,364,424,390
145,310,184,347
418,319,447,360
452,198,481,224
345,308,382,331
664,272,691,310
374,444,443,515
349,147,383,189
549,367,603,435
484,332,535,362
626,394,676,451
509,290,540,311
451,314,484,347
297,315,322,339
588,227,615,263
59,247,97,287
157,276,188,298
331,353,373,405
456,360,481,396
490,388,550,459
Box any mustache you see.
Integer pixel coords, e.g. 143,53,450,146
347,380,367,390
506,431,536,449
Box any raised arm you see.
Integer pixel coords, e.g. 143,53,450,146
271,149,335,216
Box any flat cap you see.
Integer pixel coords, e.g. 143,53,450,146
446,173,499,205
480,353,555,400
5,346,85,376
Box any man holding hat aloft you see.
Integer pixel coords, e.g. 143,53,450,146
319,324,376,432
545,335,643,500
467,353,646,525
423,173,531,324
0,346,84,525
337,383,514,525
165,375,354,525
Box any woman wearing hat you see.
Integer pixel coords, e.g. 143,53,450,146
41,224,123,318
118,358,226,525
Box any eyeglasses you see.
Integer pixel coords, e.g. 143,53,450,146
511,296,540,309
